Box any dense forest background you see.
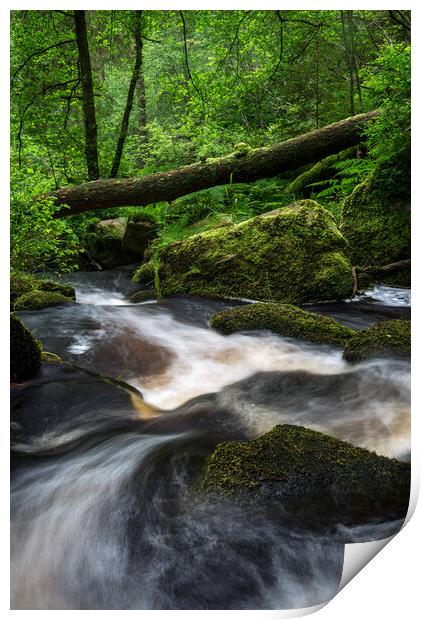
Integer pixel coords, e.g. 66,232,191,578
10,9,410,274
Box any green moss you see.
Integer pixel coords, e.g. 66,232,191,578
10,272,38,308
10,314,42,381
37,279,76,299
285,151,349,198
210,302,355,347
199,424,410,525
132,260,155,285
13,290,74,311
10,272,75,310
41,351,63,364
340,168,410,266
343,319,410,362
154,200,353,303
129,289,156,303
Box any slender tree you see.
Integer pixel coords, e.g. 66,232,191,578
110,10,144,178
74,10,100,180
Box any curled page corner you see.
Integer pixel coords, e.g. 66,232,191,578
338,477,419,593
338,535,394,592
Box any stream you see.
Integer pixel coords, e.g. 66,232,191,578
11,268,411,610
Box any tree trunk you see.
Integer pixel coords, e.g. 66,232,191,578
74,10,100,181
341,10,355,116
51,111,377,217
136,50,148,168
110,11,143,178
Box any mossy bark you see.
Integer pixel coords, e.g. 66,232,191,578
49,112,377,217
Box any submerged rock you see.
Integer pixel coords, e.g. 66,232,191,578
129,289,157,303
199,424,410,527
153,200,353,303
13,290,74,311
340,168,410,276
343,319,410,363
10,314,42,382
210,302,355,347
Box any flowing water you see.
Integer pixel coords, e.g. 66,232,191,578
11,269,411,609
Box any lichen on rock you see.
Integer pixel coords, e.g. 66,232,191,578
210,302,355,347
199,424,410,527
10,313,42,382
153,200,353,303
343,319,410,363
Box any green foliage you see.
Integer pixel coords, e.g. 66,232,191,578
10,169,80,273
363,43,411,197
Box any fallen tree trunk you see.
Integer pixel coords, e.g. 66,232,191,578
51,111,377,217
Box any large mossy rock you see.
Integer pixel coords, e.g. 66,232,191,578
199,424,410,527
340,168,410,268
210,302,355,347
122,214,157,258
155,200,353,303
85,218,134,269
10,314,42,382
14,290,74,311
343,319,410,363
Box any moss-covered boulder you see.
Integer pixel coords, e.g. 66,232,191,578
37,279,75,299
10,314,42,382
343,319,410,363
10,272,76,309
199,424,410,527
85,217,134,269
154,200,353,303
122,214,157,258
10,272,38,308
340,168,410,268
13,290,74,311
210,302,355,347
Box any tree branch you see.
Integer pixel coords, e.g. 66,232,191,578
11,39,76,88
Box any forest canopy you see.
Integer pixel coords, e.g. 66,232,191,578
10,9,410,273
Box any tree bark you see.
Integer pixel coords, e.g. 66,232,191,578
51,111,377,217
110,10,144,178
74,10,100,181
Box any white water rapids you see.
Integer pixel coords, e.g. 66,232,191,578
11,272,411,609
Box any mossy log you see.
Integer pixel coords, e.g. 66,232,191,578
49,112,377,217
